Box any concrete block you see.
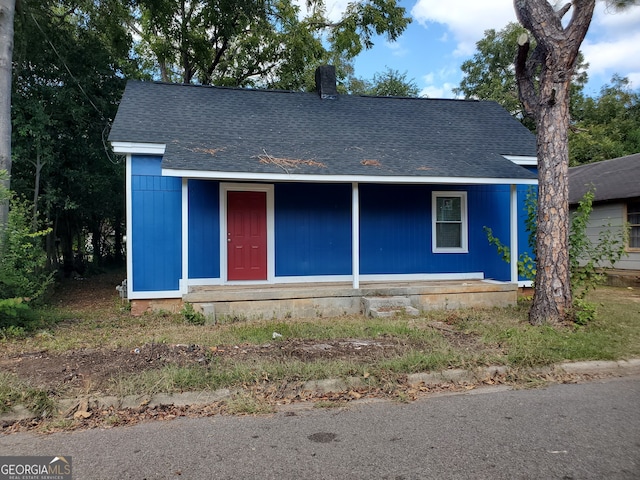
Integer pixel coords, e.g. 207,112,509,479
362,296,419,317
200,303,216,325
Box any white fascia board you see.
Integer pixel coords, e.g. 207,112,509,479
161,169,539,186
361,272,484,282
112,142,166,155
504,155,538,166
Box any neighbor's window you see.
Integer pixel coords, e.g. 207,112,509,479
628,200,640,250
432,192,468,253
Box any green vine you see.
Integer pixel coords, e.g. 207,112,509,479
485,187,628,324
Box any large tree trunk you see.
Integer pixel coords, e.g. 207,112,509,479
514,0,595,325
530,81,572,324
0,0,15,230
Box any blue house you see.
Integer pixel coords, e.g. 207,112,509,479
109,66,537,317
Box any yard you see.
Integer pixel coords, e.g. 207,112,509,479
1,270,639,432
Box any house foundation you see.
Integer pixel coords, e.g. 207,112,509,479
157,280,519,322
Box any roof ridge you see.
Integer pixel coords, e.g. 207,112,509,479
570,153,640,170
357,94,478,102
134,79,299,95
131,80,485,102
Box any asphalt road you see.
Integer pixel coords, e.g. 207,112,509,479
1,376,639,480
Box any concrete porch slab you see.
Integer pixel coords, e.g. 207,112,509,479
182,280,517,321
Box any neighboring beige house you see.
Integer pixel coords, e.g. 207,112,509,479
569,153,640,270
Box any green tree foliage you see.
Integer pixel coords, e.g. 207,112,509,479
455,23,639,167
453,23,530,119
133,0,411,89
11,0,133,271
0,169,9,203
485,188,627,323
8,0,410,280
453,22,588,131
570,75,640,165
569,190,628,301
348,67,420,97
0,195,52,303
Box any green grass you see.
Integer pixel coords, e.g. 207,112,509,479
0,373,57,417
109,357,366,397
2,284,639,408
224,392,274,415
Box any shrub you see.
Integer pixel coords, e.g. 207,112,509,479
0,196,53,302
485,188,627,324
181,302,206,325
0,195,53,330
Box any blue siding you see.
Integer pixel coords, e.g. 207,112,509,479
131,156,162,175
471,185,512,281
359,184,513,280
517,167,537,281
188,180,220,278
131,156,182,291
518,185,537,282
275,183,352,276
360,184,430,274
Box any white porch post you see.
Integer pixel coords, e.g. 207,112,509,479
352,182,360,289
510,184,518,284
125,155,134,299
181,178,189,294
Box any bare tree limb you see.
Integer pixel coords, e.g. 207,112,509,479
515,32,537,117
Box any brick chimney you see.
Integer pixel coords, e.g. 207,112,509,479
315,65,338,100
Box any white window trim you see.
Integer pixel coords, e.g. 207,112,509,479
432,191,468,253
627,200,640,252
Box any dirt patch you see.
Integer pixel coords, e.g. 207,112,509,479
1,272,484,396
0,272,493,435
54,271,126,311
0,338,429,394
0,343,210,393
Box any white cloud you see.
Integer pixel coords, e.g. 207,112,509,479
582,3,640,83
385,40,409,57
581,31,640,77
420,69,458,98
422,72,435,84
592,1,640,33
410,0,516,56
627,73,640,89
420,82,456,99
409,0,640,91
292,0,350,22
324,0,351,22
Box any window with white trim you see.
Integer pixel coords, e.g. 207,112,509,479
628,199,640,250
432,191,468,253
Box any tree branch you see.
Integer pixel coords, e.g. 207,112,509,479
564,0,595,66
557,3,572,20
515,32,537,117
514,0,564,51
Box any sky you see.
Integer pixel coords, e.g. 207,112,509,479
312,0,640,98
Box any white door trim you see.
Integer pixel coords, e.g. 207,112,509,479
220,183,275,284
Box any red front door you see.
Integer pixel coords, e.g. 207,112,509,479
227,191,267,281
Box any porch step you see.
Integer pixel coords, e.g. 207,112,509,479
362,296,419,318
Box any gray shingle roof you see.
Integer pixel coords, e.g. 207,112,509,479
109,81,537,181
569,153,640,204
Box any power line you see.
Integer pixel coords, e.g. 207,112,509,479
27,8,121,165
